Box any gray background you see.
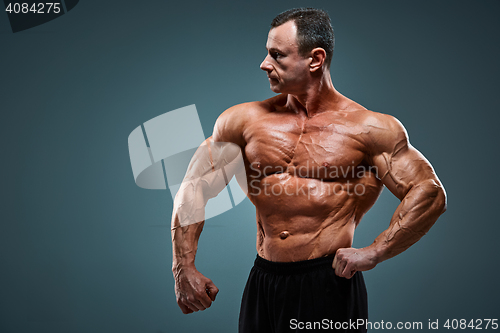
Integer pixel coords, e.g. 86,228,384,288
1,0,499,332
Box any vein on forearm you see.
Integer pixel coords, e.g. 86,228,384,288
376,179,445,260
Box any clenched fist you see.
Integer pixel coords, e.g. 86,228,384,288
332,247,378,279
173,265,219,314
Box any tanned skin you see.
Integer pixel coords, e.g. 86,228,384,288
171,21,447,314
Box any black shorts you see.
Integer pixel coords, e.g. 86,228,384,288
239,255,368,333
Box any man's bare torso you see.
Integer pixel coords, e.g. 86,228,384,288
232,94,387,262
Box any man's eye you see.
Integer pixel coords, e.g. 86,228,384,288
271,52,281,59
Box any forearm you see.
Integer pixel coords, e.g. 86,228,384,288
170,175,213,271
367,178,447,263
171,213,204,271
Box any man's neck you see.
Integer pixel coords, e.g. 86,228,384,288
286,71,343,117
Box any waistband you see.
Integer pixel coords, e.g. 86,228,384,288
254,254,335,275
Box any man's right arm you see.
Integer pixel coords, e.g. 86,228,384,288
171,104,248,314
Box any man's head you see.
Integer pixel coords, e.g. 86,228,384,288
260,8,335,94
271,8,334,68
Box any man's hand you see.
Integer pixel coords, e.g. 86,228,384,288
332,247,378,279
173,265,219,314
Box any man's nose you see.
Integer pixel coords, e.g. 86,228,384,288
260,55,273,72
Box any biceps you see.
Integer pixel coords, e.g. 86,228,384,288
372,143,438,200
173,140,245,227
176,139,247,208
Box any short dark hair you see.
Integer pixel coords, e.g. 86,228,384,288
271,8,335,68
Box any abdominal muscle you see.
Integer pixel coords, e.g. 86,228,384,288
248,172,377,262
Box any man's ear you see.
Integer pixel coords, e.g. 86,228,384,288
309,48,326,72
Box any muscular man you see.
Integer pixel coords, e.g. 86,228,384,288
171,8,446,333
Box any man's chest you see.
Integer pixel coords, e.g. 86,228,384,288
243,112,370,179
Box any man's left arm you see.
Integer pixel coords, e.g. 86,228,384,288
333,114,447,278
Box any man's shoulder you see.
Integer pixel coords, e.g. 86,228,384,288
348,109,404,132
221,95,285,118
216,95,286,128
213,99,274,144
348,109,409,154
219,100,268,119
